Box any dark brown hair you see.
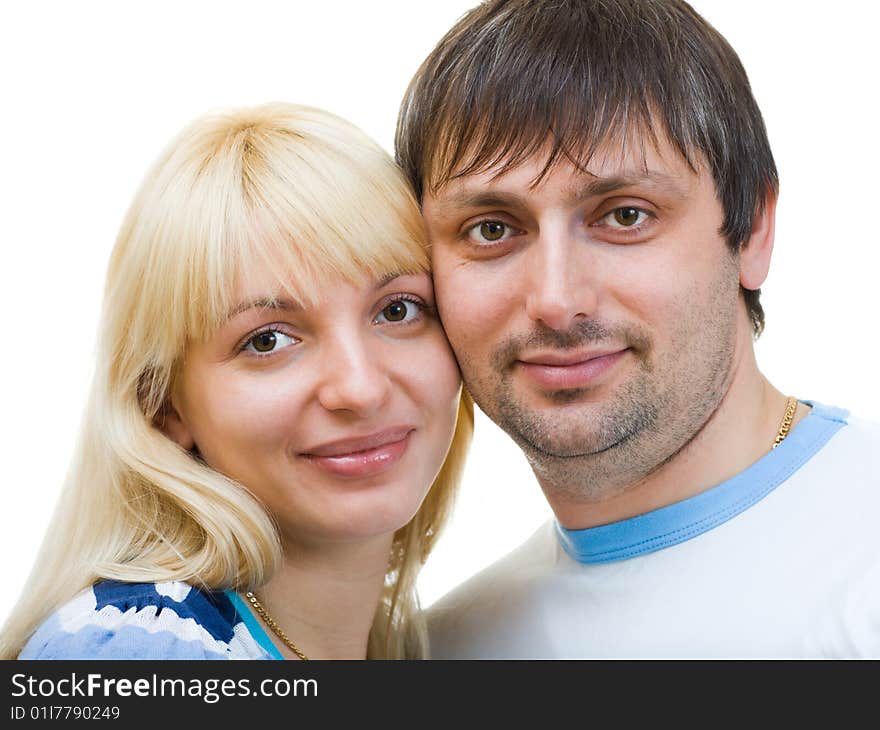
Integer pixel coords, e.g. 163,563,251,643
395,0,778,335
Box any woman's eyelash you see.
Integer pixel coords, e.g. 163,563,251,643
236,294,433,353
238,326,298,355
374,294,432,324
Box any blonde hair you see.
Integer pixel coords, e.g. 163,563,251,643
0,103,473,660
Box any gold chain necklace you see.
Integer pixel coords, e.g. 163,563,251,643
772,396,798,449
245,591,309,660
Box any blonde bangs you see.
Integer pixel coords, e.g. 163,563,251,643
182,104,431,341
230,119,428,312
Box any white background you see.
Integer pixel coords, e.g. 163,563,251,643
1,1,878,629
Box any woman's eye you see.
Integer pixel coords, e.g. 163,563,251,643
243,330,297,355
601,207,650,228
465,220,516,244
374,298,422,325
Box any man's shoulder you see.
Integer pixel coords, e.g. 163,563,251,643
809,401,878,432
426,521,559,659
811,402,880,470
837,409,880,439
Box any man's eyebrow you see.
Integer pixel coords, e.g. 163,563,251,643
568,171,689,200
432,191,530,215
432,170,689,215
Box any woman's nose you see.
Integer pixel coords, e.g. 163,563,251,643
315,334,392,417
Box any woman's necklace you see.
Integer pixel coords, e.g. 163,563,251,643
772,396,798,449
245,591,309,660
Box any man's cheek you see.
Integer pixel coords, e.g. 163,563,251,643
437,296,477,340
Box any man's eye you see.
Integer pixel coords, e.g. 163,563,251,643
243,330,297,354
602,207,650,228
465,220,516,244
374,298,423,325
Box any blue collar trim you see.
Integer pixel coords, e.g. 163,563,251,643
556,401,848,564
225,590,285,660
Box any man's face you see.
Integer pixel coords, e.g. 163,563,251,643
422,136,751,495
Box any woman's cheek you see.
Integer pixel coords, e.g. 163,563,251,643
408,333,462,411
196,379,301,460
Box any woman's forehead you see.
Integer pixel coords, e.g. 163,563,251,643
228,258,429,315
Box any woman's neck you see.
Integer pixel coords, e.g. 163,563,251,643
248,533,394,660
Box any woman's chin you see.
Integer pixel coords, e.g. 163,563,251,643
278,487,429,545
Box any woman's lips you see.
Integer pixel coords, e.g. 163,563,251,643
515,349,628,390
301,428,413,478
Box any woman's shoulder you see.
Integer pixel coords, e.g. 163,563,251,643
18,580,272,660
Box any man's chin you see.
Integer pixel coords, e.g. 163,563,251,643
512,384,609,409
491,395,652,460
514,429,627,459
499,410,624,459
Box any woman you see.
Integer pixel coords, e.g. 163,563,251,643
0,103,472,660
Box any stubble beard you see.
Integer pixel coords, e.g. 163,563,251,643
459,268,740,503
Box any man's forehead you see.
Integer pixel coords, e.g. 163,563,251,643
425,129,708,205
425,141,699,210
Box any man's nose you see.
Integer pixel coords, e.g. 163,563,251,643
524,226,598,331
316,333,392,417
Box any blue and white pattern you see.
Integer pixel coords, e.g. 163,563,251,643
19,580,283,660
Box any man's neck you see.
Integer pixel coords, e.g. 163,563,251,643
544,342,807,531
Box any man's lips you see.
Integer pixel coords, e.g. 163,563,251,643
515,348,629,390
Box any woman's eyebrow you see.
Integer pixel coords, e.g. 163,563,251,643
228,273,416,318
376,271,412,289
227,297,301,319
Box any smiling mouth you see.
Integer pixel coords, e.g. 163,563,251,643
300,428,414,479
302,426,414,457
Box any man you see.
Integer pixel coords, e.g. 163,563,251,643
395,0,880,657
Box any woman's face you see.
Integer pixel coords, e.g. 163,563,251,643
166,266,462,545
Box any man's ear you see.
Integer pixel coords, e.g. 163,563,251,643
156,394,195,451
739,193,777,290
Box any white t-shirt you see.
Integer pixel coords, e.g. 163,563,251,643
427,402,880,658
